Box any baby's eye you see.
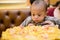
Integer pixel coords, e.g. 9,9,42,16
38,15,41,16
32,14,35,16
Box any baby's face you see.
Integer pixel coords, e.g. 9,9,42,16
31,5,46,23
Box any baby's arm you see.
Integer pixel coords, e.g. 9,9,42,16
42,18,60,29
42,21,55,26
19,16,32,27
41,21,55,29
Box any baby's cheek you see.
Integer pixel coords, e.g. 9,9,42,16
39,17,44,21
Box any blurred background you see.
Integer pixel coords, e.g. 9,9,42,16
0,0,60,9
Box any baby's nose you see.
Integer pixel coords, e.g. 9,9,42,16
34,15,38,18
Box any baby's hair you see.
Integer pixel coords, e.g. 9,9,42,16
31,0,47,11
30,0,44,4
30,0,35,4
33,0,44,4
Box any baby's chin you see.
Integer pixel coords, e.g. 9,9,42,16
34,21,41,23
33,19,43,23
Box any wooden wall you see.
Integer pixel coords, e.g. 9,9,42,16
0,0,30,9
50,0,59,5
0,0,59,9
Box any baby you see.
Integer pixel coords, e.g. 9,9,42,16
20,0,60,28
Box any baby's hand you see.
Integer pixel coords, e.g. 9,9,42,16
19,25,24,28
42,25,50,29
28,23,35,26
